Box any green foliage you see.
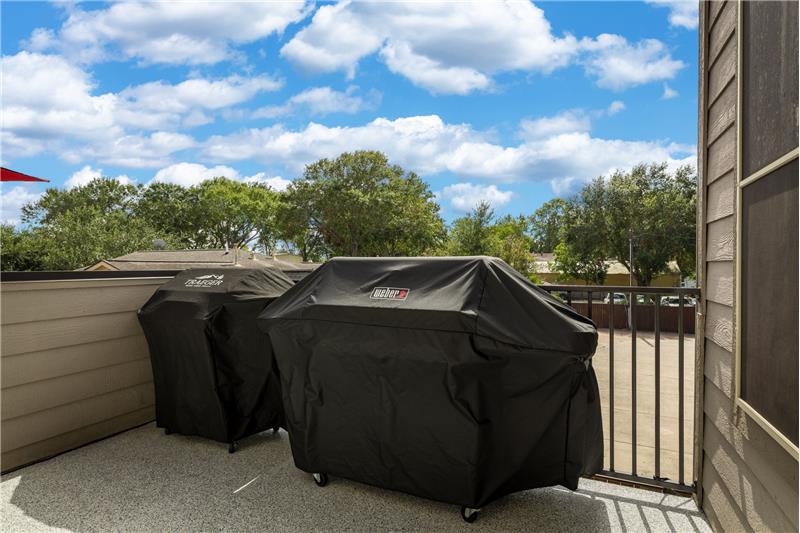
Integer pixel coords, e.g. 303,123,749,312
604,163,696,286
275,180,328,262
2,153,696,284
447,202,496,256
529,198,568,253
1,225,46,271
446,203,535,277
135,182,205,248
552,178,609,284
22,178,138,226
36,210,167,270
292,151,445,257
195,178,279,252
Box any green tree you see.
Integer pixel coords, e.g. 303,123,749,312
295,151,445,256
136,182,206,248
489,214,535,277
529,198,568,253
275,180,328,262
36,209,166,270
194,178,280,252
447,202,496,256
22,178,139,226
552,179,609,284
604,163,696,286
0,225,46,271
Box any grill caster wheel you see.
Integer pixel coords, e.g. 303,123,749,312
312,473,328,487
164,428,172,435
228,442,238,454
460,507,479,523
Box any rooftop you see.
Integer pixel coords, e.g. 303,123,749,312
83,249,321,280
1,423,710,532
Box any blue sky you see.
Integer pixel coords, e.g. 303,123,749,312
1,1,698,225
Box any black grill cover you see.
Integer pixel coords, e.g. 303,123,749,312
258,256,603,508
138,267,294,444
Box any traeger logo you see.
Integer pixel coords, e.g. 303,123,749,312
370,287,409,300
185,274,224,287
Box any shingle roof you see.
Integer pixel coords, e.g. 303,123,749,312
89,249,321,274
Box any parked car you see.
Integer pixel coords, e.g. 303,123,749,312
603,293,628,305
660,295,697,307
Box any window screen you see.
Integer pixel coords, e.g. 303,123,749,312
740,159,799,446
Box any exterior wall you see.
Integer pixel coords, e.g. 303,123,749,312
697,2,798,531
0,276,170,471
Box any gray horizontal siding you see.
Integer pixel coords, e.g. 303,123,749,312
0,277,169,471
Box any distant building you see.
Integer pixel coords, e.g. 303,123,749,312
83,249,321,282
530,252,682,287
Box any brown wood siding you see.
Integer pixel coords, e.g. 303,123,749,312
0,277,170,471
741,0,800,177
698,1,799,530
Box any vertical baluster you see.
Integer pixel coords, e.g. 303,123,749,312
608,291,615,472
655,295,661,479
587,290,593,320
678,292,685,485
630,290,637,476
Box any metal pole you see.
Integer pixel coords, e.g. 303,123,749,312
628,235,633,287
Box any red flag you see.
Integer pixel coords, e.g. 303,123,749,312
0,168,49,182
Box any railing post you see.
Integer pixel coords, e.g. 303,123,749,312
655,295,661,480
608,290,615,472
587,291,593,320
630,290,637,476
678,292,685,485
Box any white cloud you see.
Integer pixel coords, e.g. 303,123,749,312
1,52,277,166
519,110,591,140
0,186,43,225
30,1,312,65
439,183,514,212
281,1,578,94
244,173,292,191
607,100,626,115
380,41,492,95
65,165,133,189
151,163,240,187
149,163,291,191
253,86,379,118
662,83,679,99
118,75,283,129
203,115,480,176
646,0,699,30
581,34,685,90
202,114,695,194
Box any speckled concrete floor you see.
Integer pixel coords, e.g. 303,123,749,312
1,423,710,532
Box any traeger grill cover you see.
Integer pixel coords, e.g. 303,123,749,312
258,256,603,508
138,267,294,444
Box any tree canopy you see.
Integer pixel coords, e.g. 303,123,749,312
1,152,696,287
290,151,445,257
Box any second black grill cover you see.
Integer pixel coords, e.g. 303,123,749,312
258,256,603,508
139,267,294,444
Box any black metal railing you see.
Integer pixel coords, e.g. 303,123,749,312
539,284,700,493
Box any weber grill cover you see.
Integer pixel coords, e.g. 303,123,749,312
259,256,603,508
139,267,294,444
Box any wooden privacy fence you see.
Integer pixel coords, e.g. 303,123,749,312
569,302,696,333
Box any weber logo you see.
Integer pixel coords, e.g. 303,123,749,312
185,274,224,287
370,287,410,300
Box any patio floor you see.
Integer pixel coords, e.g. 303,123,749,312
1,423,709,532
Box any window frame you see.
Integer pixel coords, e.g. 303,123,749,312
734,0,800,460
